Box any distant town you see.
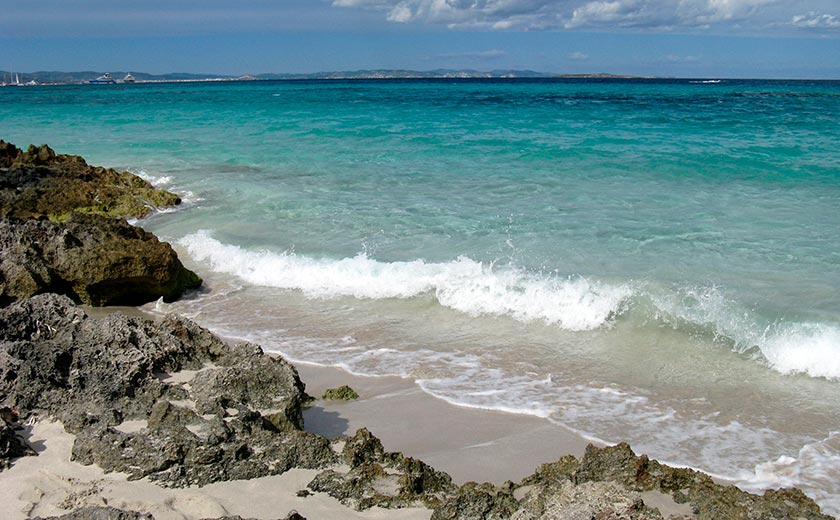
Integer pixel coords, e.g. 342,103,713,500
1,69,650,86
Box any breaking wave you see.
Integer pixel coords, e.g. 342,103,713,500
179,230,840,380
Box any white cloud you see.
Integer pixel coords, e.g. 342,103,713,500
568,51,589,60
388,3,415,22
791,12,840,29
332,0,838,33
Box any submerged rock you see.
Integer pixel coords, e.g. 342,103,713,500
0,213,201,306
0,141,181,221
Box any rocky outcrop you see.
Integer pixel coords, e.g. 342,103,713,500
0,213,201,306
0,294,335,486
0,141,180,221
32,507,306,520
0,140,201,307
308,427,456,510
32,507,155,520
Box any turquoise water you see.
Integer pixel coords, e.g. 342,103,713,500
3,79,840,512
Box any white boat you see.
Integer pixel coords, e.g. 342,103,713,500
88,73,116,85
122,73,135,84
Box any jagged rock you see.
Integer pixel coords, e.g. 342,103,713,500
189,342,307,431
0,213,201,306
0,294,337,486
0,294,220,430
430,482,519,520
31,508,307,520
0,140,181,221
308,427,455,510
32,506,154,520
521,443,833,520
322,385,359,400
514,479,662,520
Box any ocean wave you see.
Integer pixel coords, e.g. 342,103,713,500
179,231,840,379
650,285,840,380
178,230,632,331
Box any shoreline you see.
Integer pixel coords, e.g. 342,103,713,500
2,140,836,519
298,362,592,486
87,303,595,485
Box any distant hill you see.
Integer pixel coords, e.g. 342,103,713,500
0,71,236,84
1,69,556,85
256,69,551,80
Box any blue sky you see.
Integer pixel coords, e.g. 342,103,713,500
2,0,839,78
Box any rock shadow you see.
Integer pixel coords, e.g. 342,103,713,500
303,406,350,439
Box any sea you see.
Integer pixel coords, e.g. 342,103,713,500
2,78,839,513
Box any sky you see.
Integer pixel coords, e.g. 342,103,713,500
1,0,839,78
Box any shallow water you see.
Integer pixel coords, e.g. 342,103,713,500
3,78,840,513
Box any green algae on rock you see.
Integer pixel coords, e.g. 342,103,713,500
0,140,201,307
322,385,360,401
0,140,181,221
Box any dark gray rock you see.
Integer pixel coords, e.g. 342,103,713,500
517,443,833,520
429,482,518,520
0,294,336,486
1,405,37,467
308,427,455,510
32,506,154,520
0,214,201,307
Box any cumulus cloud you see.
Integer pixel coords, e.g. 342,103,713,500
791,12,840,29
331,0,834,32
568,51,589,60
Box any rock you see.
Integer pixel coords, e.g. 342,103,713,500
430,482,519,520
0,140,181,221
512,479,661,520
1,405,37,467
32,508,307,520
519,443,834,520
32,506,154,519
0,213,201,306
0,294,336,486
308,427,455,510
322,385,359,400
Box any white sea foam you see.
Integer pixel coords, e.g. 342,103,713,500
650,285,840,380
132,169,173,186
178,230,632,331
760,324,840,380
742,432,840,515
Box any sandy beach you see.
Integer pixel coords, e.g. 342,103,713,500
1,420,432,520
298,363,591,485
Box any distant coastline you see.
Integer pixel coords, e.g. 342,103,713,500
1,69,657,86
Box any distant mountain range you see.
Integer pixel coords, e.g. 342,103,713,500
1,69,652,85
